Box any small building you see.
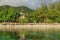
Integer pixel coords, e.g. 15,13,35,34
19,12,25,19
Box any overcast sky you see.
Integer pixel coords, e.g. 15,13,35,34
0,0,59,10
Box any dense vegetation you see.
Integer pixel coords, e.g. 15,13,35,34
0,2,60,23
0,6,33,22
26,2,60,23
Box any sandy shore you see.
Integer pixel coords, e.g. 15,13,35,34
0,24,60,31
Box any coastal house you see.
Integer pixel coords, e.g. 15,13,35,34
19,12,25,19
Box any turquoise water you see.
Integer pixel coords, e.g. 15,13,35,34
0,31,60,40
0,31,19,40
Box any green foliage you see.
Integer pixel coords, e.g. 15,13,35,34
25,2,60,23
45,19,53,23
0,6,19,22
19,18,28,23
0,6,33,22
0,2,60,23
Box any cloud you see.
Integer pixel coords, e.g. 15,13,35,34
0,0,59,10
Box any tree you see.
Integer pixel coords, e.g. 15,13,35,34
34,4,48,23
0,6,19,22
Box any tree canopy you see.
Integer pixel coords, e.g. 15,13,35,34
0,2,60,23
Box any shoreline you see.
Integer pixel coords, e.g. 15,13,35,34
0,24,60,31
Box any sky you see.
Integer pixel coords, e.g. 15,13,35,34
0,0,59,10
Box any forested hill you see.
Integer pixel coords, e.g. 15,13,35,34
0,5,34,13
0,2,60,23
0,5,34,22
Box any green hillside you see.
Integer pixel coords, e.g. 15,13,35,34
0,2,60,23
0,5,34,22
